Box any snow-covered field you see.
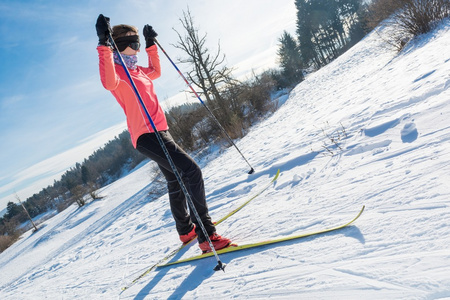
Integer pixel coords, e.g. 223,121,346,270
1,20,449,299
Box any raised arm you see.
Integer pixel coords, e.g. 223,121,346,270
141,25,161,80
97,45,120,90
142,45,161,80
96,14,120,90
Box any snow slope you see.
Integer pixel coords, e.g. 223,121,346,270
1,20,449,299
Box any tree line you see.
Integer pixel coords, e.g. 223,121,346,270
0,130,148,251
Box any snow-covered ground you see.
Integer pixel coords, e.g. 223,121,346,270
1,20,449,299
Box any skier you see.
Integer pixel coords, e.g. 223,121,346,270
95,14,231,253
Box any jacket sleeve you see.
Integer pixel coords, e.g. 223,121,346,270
97,45,120,91
141,45,161,80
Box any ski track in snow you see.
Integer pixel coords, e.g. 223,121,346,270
1,20,450,299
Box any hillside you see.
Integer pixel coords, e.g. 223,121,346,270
0,20,449,299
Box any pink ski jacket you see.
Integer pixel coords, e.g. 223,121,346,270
97,45,168,148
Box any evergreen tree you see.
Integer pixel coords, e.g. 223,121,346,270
277,31,305,87
296,0,318,67
81,165,90,185
5,202,20,220
295,0,363,68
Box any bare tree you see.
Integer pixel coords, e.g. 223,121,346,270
172,8,234,103
15,194,38,232
71,185,86,207
366,0,450,51
172,7,249,139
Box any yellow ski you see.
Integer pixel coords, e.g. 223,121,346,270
159,205,365,267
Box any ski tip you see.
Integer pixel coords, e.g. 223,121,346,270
248,168,255,174
273,169,281,180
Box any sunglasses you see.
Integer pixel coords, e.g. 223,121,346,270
115,35,140,52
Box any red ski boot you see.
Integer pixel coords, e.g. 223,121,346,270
179,224,197,244
199,233,232,253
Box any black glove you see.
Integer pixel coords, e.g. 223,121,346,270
143,25,158,48
96,14,112,46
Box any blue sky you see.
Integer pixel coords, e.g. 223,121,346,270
0,0,296,211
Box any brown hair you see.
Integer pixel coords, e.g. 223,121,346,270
112,24,138,41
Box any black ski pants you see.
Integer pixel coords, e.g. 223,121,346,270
136,131,215,243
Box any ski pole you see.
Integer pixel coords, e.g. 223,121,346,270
154,38,255,175
107,30,226,272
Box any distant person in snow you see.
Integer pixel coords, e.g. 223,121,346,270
95,14,231,253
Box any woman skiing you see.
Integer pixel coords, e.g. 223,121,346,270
95,14,231,253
